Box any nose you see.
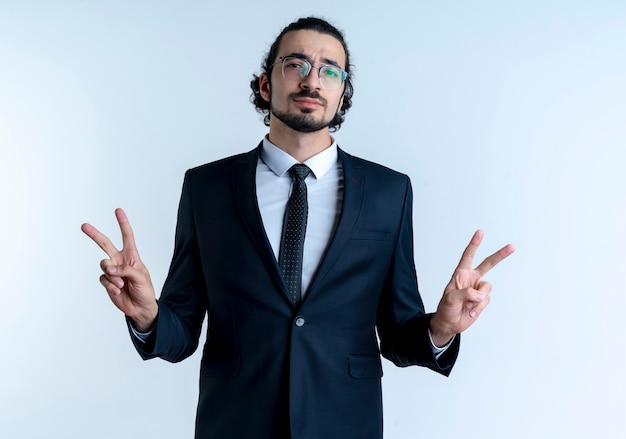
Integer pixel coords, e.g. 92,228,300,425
299,66,322,90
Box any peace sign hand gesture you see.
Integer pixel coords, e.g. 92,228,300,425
81,208,158,332
429,230,515,347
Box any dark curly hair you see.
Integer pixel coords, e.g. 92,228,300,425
250,17,354,132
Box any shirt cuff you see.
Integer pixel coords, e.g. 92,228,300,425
129,321,154,344
428,328,456,360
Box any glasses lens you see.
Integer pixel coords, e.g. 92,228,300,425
319,66,344,90
282,57,310,80
280,57,346,90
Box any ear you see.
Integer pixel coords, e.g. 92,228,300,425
259,73,271,102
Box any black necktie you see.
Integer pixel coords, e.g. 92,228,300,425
279,164,312,305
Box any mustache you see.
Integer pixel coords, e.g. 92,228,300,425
289,90,327,105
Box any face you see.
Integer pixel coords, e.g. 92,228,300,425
260,30,347,133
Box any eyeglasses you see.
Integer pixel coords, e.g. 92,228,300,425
275,56,348,90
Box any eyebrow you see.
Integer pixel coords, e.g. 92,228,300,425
284,52,343,69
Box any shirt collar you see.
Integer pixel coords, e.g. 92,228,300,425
261,136,338,179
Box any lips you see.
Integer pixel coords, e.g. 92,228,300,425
290,91,327,109
293,97,323,108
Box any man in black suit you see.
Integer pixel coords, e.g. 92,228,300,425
82,17,514,438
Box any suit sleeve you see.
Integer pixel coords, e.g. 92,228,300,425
376,176,460,376
129,170,208,362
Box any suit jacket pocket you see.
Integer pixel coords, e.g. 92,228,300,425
348,354,383,379
201,356,241,377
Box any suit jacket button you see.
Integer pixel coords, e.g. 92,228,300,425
294,316,305,327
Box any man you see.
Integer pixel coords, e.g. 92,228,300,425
82,17,514,438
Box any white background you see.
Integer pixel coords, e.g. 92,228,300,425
1,1,624,437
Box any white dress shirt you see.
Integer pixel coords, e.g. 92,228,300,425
256,137,342,298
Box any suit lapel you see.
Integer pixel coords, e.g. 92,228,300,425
231,144,292,303
230,145,365,306
306,148,364,299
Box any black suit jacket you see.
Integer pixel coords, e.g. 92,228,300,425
131,145,460,438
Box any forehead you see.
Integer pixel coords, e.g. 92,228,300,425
277,29,346,68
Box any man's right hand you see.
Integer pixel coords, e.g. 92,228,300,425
82,208,158,332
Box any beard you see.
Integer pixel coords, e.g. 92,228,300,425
270,90,333,133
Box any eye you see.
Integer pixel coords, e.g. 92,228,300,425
284,58,305,70
321,66,340,79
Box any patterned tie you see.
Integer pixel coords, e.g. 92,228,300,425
279,164,312,305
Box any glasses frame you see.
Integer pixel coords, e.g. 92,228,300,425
274,56,348,90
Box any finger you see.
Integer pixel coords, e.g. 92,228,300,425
115,208,138,252
477,280,492,296
81,222,120,258
474,243,516,277
465,282,491,314
468,294,490,318
458,282,491,304
455,230,484,271
100,260,124,288
99,274,123,296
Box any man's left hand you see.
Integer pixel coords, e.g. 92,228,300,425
429,230,515,347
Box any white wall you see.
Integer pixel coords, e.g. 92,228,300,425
1,1,624,437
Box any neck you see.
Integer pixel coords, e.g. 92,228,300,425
267,123,333,162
